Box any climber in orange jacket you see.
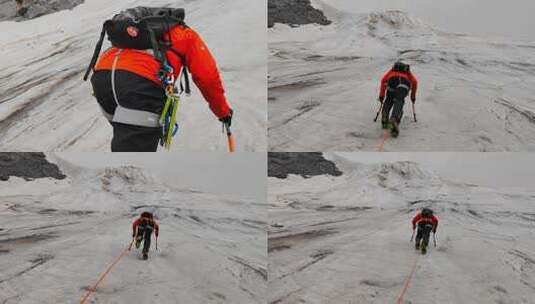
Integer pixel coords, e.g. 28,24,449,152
411,208,438,254
89,10,232,152
377,61,418,137
132,212,159,260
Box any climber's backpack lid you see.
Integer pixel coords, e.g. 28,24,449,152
83,7,186,82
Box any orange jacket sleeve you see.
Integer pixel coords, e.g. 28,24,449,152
169,27,231,119
379,70,392,100
409,73,418,101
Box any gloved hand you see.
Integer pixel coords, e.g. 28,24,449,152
132,234,135,238
378,96,384,103
219,108,233,127
411,97,416,104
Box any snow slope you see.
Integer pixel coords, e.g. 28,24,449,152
268,159,535,303
0,161,266,303
268,2,535,151
0,0,266,151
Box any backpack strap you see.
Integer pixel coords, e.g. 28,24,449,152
168,48,190,95
84,21,112,81
147,17,190,94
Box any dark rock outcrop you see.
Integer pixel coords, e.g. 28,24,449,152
0,153,66,181
268,152,343,179
268,0,331,28
0,0,84,22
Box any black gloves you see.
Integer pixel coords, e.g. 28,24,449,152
219,108,234,127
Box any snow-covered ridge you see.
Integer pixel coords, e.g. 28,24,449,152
366,10,430,31
269,160,443,211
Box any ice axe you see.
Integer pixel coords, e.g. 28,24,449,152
373,99,384,122
411,101,417,122
155,237,158,251
410,229,415,242
433,233,437,247
222,122,236,152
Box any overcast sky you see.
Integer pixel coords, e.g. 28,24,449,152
55,153,266,200
337,152,535,189
324,0,535,41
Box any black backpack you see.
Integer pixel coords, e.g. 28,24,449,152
422,208,433,217
392,61,410,73
84,7,190,93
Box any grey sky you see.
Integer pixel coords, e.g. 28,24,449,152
324,0,535,41
336,153,535,189
55,153,266,200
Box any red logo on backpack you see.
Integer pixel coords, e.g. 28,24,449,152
126,26,139,38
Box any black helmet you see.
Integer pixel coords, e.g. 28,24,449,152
393,61,410,73
421,208,433,217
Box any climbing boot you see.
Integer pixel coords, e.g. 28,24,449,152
390,119,399,138
421,243,427,255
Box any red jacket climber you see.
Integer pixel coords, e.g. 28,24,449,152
94,26,231,120
132,213,160,238
88,7,233,152
132,212,159,259
379,69,418,103
412,211,438,233
377,61,419,136
412,208,438,254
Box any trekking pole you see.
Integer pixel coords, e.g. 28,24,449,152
223,122,236,152
373,100,384,122
411,102,417,122
128,229,138,251
128,238,134,251
410,229,415,242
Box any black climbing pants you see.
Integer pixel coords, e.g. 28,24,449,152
382,88,408,124
136,224,154,254
415,222,433,248
91,70,165,152
111,123,161,152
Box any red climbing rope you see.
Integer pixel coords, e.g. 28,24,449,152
396,256,419,304
80,240,134,304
